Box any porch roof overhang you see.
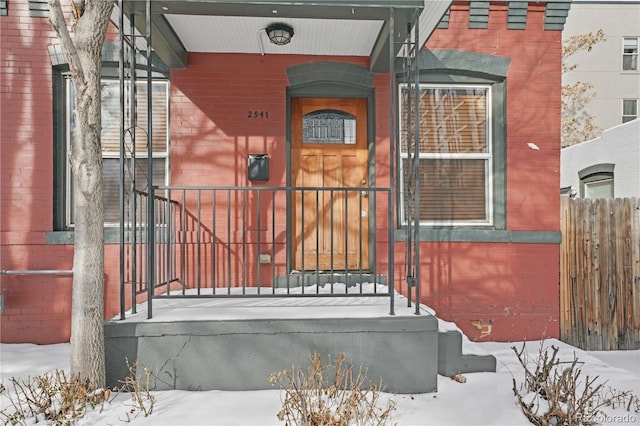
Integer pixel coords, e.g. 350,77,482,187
118,0,452,73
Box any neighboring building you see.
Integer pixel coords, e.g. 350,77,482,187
563,1,640,131
561,119,640,198
1,0,567,344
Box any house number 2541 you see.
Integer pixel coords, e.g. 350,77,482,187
247,110,269,119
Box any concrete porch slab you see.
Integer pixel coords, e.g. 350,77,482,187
105,294,440,394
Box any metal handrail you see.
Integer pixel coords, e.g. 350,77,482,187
121,185,395,319
0,270,73,275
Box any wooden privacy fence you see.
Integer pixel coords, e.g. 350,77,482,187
560,197,640,350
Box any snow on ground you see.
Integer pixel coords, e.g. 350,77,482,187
1,288,638,425
2,340,638,425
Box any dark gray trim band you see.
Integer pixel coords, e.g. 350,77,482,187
48,42,169,75
412,49,511,80
148,14,188,69
544,1,571,31
394,229,561,244
508,2,528,30
287,62,375,94
28,0,47,18
48,228,561,245
47,229,122,245
469,1,490,29
578,163,615,180
431,1,571,32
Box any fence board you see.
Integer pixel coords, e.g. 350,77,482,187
560,197,640,350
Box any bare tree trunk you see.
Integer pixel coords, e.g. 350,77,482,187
48,0,114,388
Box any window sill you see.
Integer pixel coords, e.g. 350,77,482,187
394,228,561,244
46,228,122,245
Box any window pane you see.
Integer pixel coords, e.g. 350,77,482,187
623,38,638,71
584,179,613,199
623,38,638,53
104,159,166,224
69,80,168,155
402,158,488,222
623,99,638,123
623,55,638,71
401,87,488,154
623,99,638,116
101,81,169,154
302,109,356,144
66,78,169,226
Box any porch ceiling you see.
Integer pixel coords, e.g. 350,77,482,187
118,0,452,73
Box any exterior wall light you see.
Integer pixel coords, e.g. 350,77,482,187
265,23,294,45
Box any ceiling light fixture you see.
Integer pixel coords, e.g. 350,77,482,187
265,23,294,46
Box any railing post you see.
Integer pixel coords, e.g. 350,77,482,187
412,8,421,315
388,7,396,315
212,189,217,294
118,0,125,320
388,189,395,315
145,0,154,319
257,189,262,293
181,190,186,294
197,189,202,294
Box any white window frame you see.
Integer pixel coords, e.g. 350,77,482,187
622,98,639,123
622,37,639,72
583,178,614,199
398,83,493,227
64,78,170,227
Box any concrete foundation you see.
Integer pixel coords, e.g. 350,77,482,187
105,315,439,394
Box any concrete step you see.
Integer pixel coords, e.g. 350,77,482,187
437,330,496,377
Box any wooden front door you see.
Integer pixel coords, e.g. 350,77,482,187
291,98,369,271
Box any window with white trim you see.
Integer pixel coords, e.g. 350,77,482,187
65,78,169,227
622,99,638,123
579,163,614,199
623,37,638,71
583,178,613,199
399,85,492,226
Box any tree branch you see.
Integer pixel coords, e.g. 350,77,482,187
48,0,85,81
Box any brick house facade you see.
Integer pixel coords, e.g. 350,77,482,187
1,0,566,344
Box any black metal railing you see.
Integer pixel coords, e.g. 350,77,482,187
121,190,181,314
121,186,395,318
116,2,422,319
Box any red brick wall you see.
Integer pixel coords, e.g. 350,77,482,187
427,2,562,231
407,2,562,341
0,2,120,344
1,2,561,343
171,53,372,188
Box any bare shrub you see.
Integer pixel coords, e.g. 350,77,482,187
511,342,640,426
117,358,156,421
0,370,109,425
269,352,396,426
0,359,155,425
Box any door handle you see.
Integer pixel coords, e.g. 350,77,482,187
361,179,368,197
